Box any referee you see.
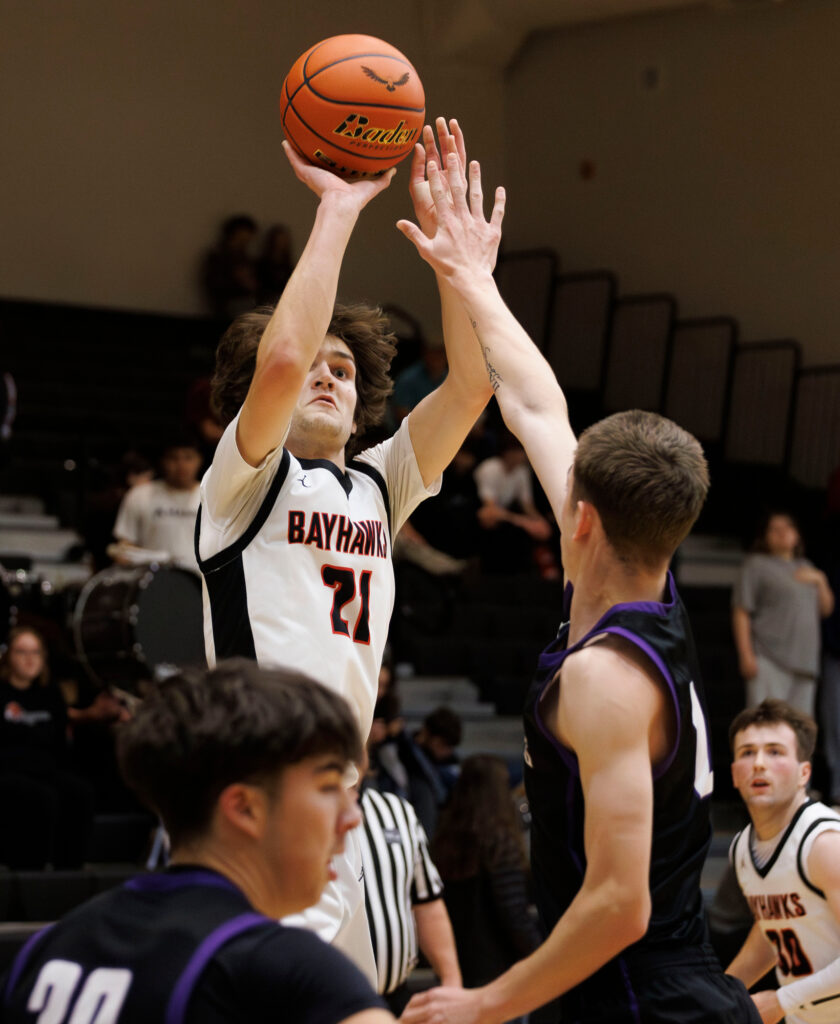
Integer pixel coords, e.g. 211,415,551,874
360,784,462,1014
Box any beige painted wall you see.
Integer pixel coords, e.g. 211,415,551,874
0,0,505,335
4,1,838,363
504,0,840,365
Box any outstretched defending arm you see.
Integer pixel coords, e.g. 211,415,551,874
398,154,576,519
236,144,395,467
402,119,497,487
400,646,658,1024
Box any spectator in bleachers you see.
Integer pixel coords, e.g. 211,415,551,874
391,333,448,425
732,510,834,715
184,375,225,463
201,213,259,321
431,755,542,994
83,449,154,571
0,627,95,868
399,706,462,838
109,434,202,572
474,430,556,576
367,650,411,800
256,223,294,305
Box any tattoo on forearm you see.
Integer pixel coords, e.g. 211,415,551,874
470,318,503,391
479,339,502,392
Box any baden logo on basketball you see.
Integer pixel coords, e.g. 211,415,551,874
333,114,419,148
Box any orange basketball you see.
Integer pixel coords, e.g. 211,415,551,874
280,34,425,180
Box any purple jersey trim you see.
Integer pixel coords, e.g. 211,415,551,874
599,626,681,779
164,912,270,1024
532,572,682,777
3,925,53,1006
619,957,643,1023
125,869,242,895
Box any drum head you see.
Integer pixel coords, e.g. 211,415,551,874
74,565,205,690
134,568,205,672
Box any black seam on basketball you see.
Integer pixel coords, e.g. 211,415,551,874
283,63,423,114
282,98,416,163
294,49,422,111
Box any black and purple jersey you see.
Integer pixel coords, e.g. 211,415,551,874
522,573,743,1021
1,867,382,1023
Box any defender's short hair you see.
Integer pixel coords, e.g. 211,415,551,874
211,302,396,458
729,699,817,762
572,410,709,570
117,660,361,847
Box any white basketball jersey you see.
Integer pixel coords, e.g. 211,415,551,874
197,417,437,741
731,800,840,1023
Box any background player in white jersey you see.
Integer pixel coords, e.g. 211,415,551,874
196,120,498,981
727,699,840,1023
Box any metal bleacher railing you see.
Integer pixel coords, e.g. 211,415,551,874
493,249,840,519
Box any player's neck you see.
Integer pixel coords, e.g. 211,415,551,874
567,560,669,645
751,791,809,841
170,845,297,918
287,440,346,472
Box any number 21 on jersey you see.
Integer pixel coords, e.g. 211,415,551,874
321,565,372,644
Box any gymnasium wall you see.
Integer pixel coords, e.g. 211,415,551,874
504,0,840,364
3,1,839,364
0,0,505,335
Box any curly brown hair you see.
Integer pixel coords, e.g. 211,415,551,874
211,302,397,458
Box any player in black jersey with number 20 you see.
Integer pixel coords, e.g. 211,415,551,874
1,661,393,1024
397,151,761,1022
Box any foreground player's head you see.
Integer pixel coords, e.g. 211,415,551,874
117,660,363,912
729,699,815,817
211,302,397,457
566,410,709,573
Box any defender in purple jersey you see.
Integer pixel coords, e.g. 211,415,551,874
1,661,392,1024
397,154,760,1022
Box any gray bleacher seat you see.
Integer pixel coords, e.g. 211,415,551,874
664,317,738,444
547,271,616,394
724,341,800,467
494,249,557,353
789,366,840,489
603,294,676,414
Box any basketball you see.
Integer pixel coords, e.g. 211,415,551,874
280,34,425,179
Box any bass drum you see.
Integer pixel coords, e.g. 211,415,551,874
73,565,205,690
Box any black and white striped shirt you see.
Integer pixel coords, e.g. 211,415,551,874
360,786,444,995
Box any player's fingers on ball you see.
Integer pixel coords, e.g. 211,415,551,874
372,167,397,194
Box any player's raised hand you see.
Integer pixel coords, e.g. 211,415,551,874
410,117,469,239
282,140,396,210
398,151,505,281
400,985,483,1024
